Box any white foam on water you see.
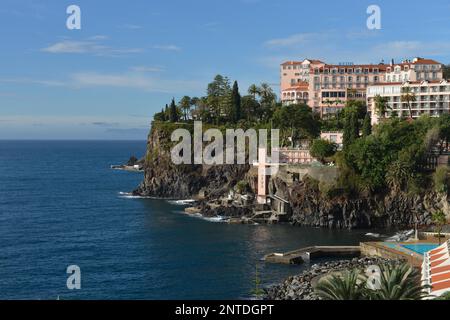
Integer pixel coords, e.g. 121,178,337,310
118,192,154,199
167,199,196,205
365,233,382,238
177,210,228,223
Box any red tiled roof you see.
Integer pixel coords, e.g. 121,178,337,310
430,253,447,261
281,61,302,66
431,265,450,275
321,64,388,70
281,59,325,66
432,279,450,292
431,258,447,269
431,272,450,284
411,58,441,65
431,247,446,256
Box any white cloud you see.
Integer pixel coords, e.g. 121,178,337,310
41,39,143,56
69,72,202,93
130,66,165,73
264,33,318,48
0,72,204,94
260,30,450,69
371,41,450,58
0,77,66,87
152,44,181,51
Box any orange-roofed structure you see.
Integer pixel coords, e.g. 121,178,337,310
422,240,450,298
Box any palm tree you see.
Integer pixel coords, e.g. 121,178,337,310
432,210,447,245
315,270,367,300
368,263,429,300
248,84,260,100
374,94,390,120
259,83,276,105
401,86,416,120
179,96,192,121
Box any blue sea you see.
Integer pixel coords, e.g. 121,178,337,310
0,141,375,300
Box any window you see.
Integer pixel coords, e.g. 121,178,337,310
348,76,353,82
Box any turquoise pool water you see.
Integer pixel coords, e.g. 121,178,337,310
401,244,439,255
383,243,439,256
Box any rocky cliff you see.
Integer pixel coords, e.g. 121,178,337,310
134,123,249,199
270,177,449,229
135,123,449,229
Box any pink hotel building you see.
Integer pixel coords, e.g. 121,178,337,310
280,57,445,117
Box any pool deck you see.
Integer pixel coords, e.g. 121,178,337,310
264,240,444,266
360,241,440,267
263,246,361,264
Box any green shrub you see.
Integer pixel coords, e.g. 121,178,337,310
310,139,337,163
434,166,449,194
235,180,249,194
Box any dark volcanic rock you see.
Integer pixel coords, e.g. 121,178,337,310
134,124,249,199
264,257,400,300
135,124,449,229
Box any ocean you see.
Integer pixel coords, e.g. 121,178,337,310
0,140,377,300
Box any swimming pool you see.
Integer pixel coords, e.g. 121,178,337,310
382,242,439,256
401,244,439,255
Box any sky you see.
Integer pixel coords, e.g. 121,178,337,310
1,0,450,140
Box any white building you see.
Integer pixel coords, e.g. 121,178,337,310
384,57,443,83
367,80,450,125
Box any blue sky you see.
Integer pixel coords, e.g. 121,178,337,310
1,0,450,139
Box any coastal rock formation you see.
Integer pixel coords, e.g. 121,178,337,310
272,176,449,229
264,257,398,300
134,124,249,199
136,124,449,229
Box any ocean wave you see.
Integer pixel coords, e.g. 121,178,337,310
117,192,154,199
167,199,196,205
178,211,228,223
365,233,382,238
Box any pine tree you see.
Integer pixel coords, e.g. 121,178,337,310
169,98,178,123
343,110,359,148
164,104,169,120
362,113,372,137
231,81,241,123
